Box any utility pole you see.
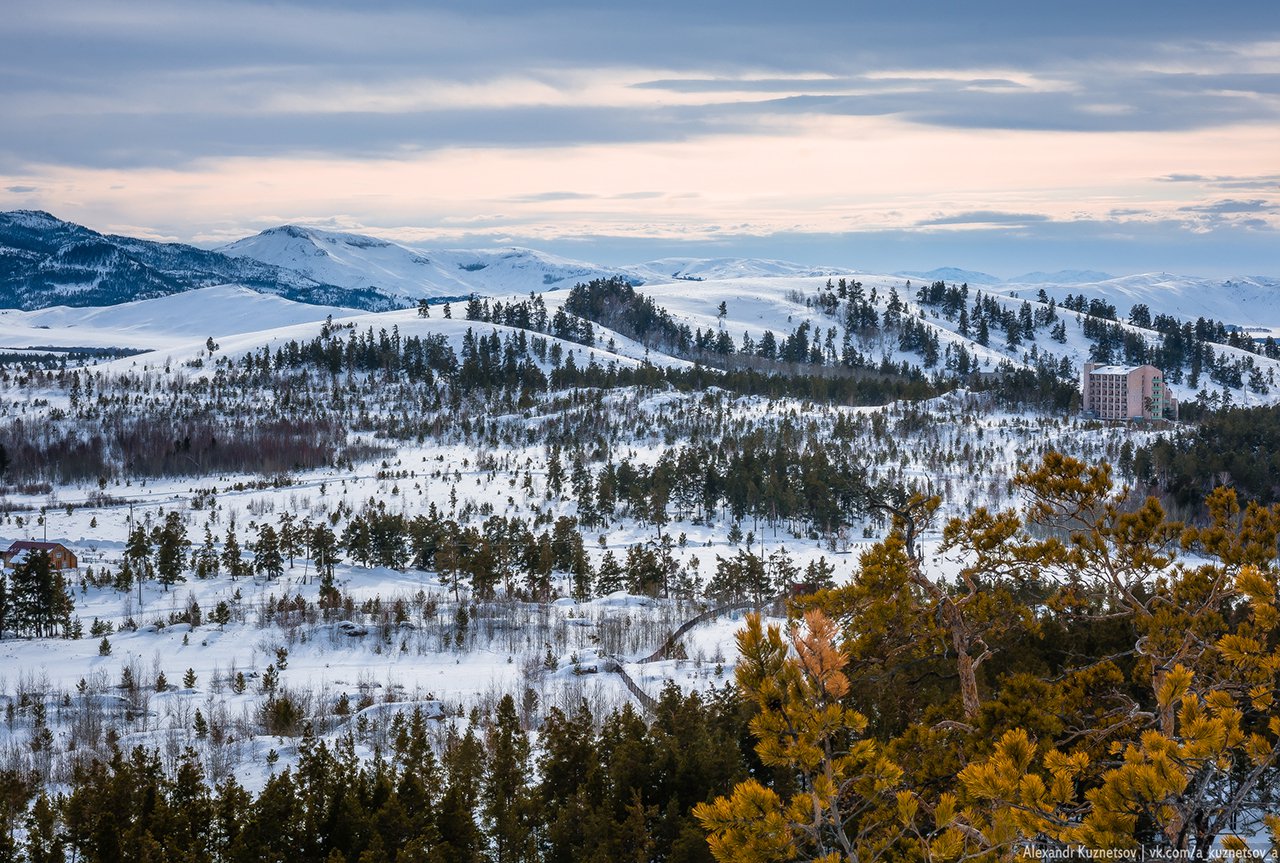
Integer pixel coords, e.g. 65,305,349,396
129,502,142,612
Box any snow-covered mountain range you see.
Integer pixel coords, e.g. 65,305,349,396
0,210,384,310
896,267,1116,285
1,212,845,312
218,225,630,301
4,211,1279,339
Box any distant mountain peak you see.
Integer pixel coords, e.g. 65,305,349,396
256,224,395,250
894,267,1003,285
0,210,382,311
1006,269,1114,285
261,224,315,239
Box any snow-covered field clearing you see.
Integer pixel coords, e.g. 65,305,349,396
0,264,1264,797
0,382,1154,792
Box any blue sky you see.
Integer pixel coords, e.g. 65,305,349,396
2,0,1278,276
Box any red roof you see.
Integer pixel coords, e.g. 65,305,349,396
6,540,70,552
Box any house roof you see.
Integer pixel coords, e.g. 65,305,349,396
5,540,70,553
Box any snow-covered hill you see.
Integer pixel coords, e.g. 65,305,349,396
625,257,843,283
13,269,1280,406
896,267,1116,286
219,225,634,301
0,284,357,352
895,267,1003,285
1007,269,1114,285
220,225,847,300
0,210,360,310
995,273,1280,330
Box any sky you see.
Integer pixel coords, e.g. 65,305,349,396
1,0,1279,277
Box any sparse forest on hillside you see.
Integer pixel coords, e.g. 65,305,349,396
0,269,1278,860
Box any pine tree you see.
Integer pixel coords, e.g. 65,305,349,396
155,510,190,590
278,512,299,569
125,523,154,584
312,523,341,581
976,314,990,346
221,529,244,579
342,517,372,568
24,793,63,863
695,611,913,862
253,524,284,580
483,694,534,863
437,725,485,863
595,551,626,595
194,525,219,579
9,551,73,637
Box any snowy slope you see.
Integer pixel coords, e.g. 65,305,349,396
539,272,1280,406
0,284,357,352
219,226,630,300
895,267,1002,285
220,225,847,301
12,268,1280,406
625,257,843,282
996,273,1280,330
896,267,1115,286
1007,269,1114,285
0,210,351,310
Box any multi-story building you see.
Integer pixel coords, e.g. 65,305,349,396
1081,363,1177,421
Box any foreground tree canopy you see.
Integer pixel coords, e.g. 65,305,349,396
698,452,1280,859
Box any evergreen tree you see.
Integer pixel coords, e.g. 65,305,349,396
253,524,284,580
125,523,154,584
9,551,73,637
976,314,990,346
595,550,626,595
194,525,219,579
437,724,485,863
342,517,373,568
312,523,341,584
278,512,302,569
483,694,534,863
155,510,190,590
221,529,245,579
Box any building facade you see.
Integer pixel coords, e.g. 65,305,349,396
1081,363,1177,421
2,540,78,571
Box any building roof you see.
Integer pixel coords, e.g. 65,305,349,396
1088,365,1138,375
5,540,70,553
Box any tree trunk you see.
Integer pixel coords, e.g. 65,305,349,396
947,605,981,719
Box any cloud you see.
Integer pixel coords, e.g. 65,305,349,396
1158,173,1280,191
1179,198,1278,214
509,191,598,203
5,185,37,193
2,0,1278,276
483,216,1280,278
1,3,1278,174
917,211,1051,227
